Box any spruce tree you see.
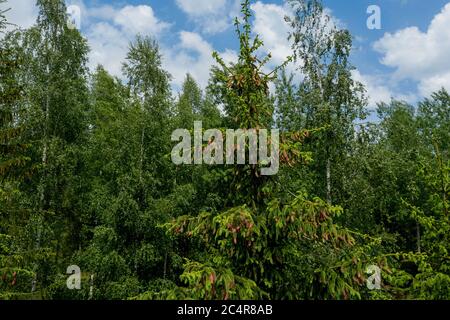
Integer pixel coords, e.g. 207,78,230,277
138,0,376,300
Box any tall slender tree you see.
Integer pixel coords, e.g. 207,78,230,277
286,0,367,204
7,0,91,290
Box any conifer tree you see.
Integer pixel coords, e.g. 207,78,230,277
138,0,377,300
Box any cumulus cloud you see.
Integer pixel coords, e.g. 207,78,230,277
163,31,237,90
69,1,232,88
176,0,240,34
2,0,38,31
351,70,417,109
176,0,227,16
79,2,171,78
87,22,129,77
351,70,392,109
374,3,450,97
250,2,345,91
251,1,292,67
163,31,215,89
419,71,450,96
8,0,431,107
113,5,170,36
249,1,298,94
3,0,233,90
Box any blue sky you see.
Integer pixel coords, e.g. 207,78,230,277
4,0,450,109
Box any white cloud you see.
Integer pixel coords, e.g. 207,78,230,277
3,0,232,90
7,0,403,109
352,70,418,109
374,3,450,97
176,0,240,34
3,0,171,80
221,48,239,65
323,8,346,30
79,2,231,86
251,2,292,66
85,5,117,21
163,31,237,90
2,0,38,31
176,0,227,16
351,70,392,109
164,31,214,89
113,5,170,36
250,1,347,88
250,1,298,94
82,3,170,78
351,70,418,109
418,71,450,96
87,22,129,77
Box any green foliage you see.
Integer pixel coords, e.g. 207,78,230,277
139,0,375,301
285,0,367,204
0,0,449,301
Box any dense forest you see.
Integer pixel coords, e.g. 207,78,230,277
1,0,449,300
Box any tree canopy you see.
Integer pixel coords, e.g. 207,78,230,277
0,0,449,300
